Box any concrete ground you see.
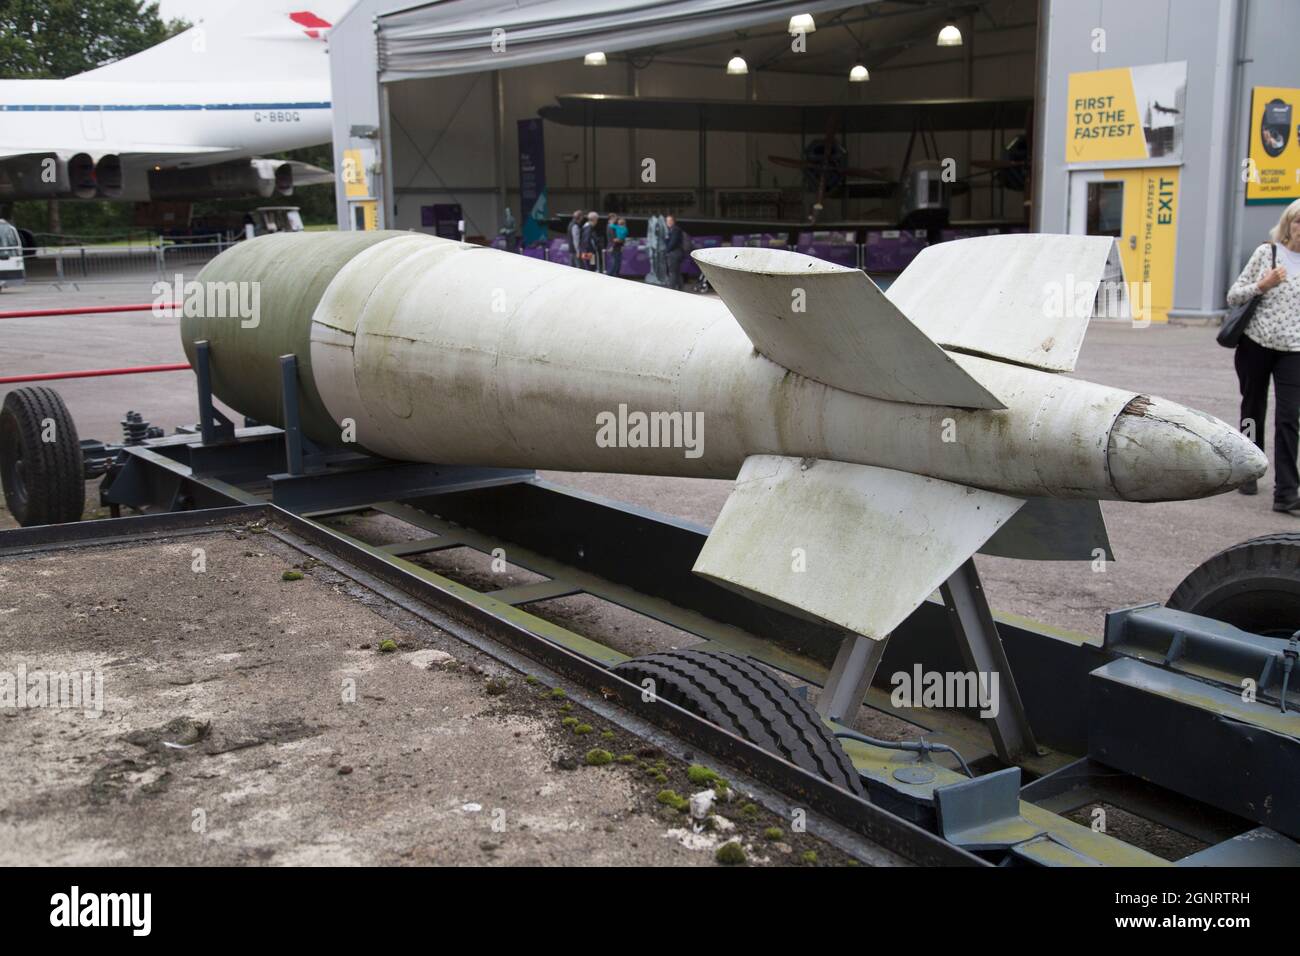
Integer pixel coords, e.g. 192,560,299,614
1,269,1287,638
0,522,860,866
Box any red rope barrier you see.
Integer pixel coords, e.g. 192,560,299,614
0,363,191,385
0,302,182,319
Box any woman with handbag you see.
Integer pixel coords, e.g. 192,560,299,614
1227,198,1300,510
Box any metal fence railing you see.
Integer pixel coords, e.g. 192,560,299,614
0,244,24,285
21,234,233,281
31,229,164,251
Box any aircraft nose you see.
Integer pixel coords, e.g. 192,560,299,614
1106,395,1267,501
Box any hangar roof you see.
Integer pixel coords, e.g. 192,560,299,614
538,93,1032,133
375,0,862,80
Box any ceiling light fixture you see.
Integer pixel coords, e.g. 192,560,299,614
937,23,963,46
788,14,816,34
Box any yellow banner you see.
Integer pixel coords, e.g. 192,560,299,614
1106,166,1180,324
1068,68,1145,162
1066,62,1186,164
342,148,372,199
1246,87,1300,204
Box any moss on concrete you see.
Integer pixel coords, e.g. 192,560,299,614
715,842,747,865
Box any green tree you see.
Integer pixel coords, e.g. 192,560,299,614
0,1,336,236
0,0,186,79
1,1,187,236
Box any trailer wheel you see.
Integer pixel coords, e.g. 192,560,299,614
1168,533,1300,637
0,386,84,527
612,648,864,795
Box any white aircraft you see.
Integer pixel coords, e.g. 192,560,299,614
0,0,353,204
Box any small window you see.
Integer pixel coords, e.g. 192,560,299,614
1085,181,1124,237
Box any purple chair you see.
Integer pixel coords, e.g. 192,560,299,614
547,237,573,266
681,235,725,276
864,229,929,273
620,239,650,277
796,231,857,268
731,232,789,249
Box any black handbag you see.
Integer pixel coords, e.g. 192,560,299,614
1219,243,1277,348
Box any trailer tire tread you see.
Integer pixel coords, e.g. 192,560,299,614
612,648,863,794
1168,533,1300,635
0,386,83,526
684,651,854,787
643,654,822,775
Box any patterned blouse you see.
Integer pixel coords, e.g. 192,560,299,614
1228,242,1300,352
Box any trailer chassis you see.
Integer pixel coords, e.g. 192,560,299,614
5,354,1299,867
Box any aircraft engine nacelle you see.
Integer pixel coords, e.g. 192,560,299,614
273,160,294,197
94,155,123,198
68,153,97,199
0,152,66,199
148,159,283,201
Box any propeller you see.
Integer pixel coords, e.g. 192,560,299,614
767,117,894,224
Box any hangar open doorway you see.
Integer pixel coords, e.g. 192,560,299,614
329,0,1039,281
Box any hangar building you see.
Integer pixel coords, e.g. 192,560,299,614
327,0,1300,324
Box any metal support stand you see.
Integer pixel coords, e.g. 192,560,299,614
817,632,887,722
193,340,234,445
939,557,1039,764
278,354,326,476
815,558,1040,764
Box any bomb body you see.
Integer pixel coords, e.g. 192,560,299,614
184,231,1261,504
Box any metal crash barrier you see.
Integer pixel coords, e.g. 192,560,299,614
22,231,231,281
0,301,189,383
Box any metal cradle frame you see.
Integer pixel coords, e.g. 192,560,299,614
5,350,1299,867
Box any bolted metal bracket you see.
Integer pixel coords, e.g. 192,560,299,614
816,631,888,722
278,353,327,476
939,557,1040,764
934,766,1043,850
193,340,235,445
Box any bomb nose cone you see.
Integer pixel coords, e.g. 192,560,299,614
1107,396,1267,501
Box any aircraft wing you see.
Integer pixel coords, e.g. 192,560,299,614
280,160,334,188
0,145,235,163
0,150,331,179
0,150,332,202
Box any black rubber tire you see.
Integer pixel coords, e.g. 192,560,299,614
1168,533,1300,637
0,386,84,527
612,648,864,795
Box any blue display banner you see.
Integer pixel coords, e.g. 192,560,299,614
518,118,548,247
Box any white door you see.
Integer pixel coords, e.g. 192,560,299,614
80,106,105,141
1067,170,1133,322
